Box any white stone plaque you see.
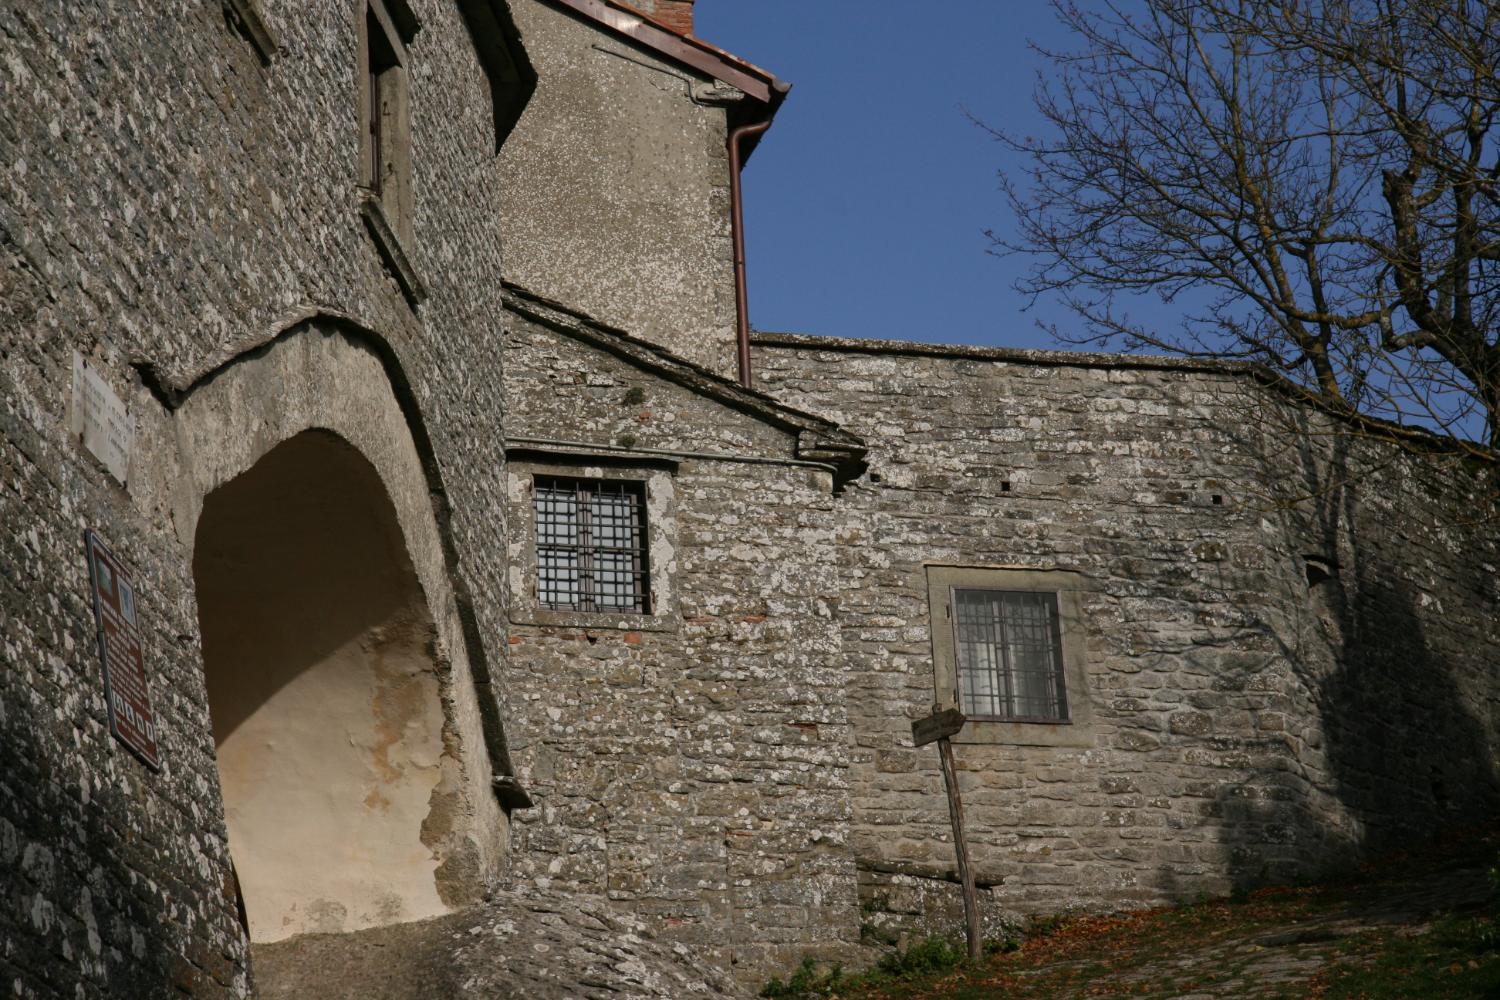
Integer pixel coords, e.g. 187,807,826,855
69,352,135,484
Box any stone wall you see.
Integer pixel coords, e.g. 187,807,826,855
498,0,743,377
752,333,1500,939
499,306,864,985
1,2,520,995
6,1,1498,996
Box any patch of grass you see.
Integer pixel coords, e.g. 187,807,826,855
1023,912,1070,936
1318,918,1500,999
1318,853,1500,999
760,936,972,998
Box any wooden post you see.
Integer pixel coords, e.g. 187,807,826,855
937,736,982,961
912,706,982,961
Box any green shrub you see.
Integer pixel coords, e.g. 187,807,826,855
985,932,1021,955
759,956,845,998
759,931,1003,998
875,935,965,977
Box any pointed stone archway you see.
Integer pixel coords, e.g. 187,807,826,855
139,321,510,967
193,429,451,941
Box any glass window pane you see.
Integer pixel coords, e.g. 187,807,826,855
952,589,1066,721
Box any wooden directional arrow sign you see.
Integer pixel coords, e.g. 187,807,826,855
911,704,980,960
911,706,966,747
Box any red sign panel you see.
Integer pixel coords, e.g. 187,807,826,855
85,530,160,769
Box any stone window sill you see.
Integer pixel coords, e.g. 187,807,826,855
359,194,426,308
509,608,679,633
953,718,1095,748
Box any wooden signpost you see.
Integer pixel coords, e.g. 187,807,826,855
911,705,981,960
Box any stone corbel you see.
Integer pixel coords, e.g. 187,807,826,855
796,428,868,487
692,80,745,105
222,0,278,65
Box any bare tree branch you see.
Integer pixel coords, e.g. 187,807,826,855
989,0,1500,448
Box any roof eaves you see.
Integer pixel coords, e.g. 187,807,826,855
542,0,789,108
503,283,867,487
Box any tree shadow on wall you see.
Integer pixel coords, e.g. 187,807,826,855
1203,401,1500,895
1297,451,1500,856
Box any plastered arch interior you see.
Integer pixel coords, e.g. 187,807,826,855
167,322,504,940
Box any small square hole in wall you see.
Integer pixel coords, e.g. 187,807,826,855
1211,494,1223,505
1001,481,1012,492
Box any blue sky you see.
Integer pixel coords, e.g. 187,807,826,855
695,1,1093,349
693,2,1487,442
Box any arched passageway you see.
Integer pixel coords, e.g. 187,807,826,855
193,429,452,943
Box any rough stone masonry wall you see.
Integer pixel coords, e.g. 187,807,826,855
1,2,518,996
1264,402,1500,856
501,315,863,986
753,335,1500,940
498,0,742,377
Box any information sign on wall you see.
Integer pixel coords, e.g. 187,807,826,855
69,352,135,484
85,529,161,769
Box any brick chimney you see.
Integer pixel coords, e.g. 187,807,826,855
625,0,694,35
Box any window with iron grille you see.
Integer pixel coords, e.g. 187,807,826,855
951,589,1068,723
533,476,650,614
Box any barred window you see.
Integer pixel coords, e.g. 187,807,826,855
533,477,649,614
952,590,1068,722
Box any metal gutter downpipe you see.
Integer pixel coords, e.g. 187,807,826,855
729,113,773,388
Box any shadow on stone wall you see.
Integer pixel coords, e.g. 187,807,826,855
1299,436,1498,854
0,683,192,997
1190,407,1500,897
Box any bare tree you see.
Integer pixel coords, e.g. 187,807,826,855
991,0,1500,450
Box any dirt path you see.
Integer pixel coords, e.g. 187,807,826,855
835,831,1500,1000
249,834,1500,999
1094,865,1492,998
249,884,739,1000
